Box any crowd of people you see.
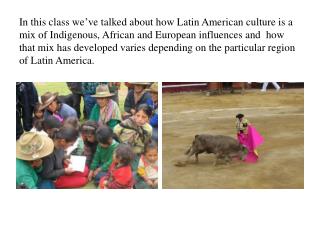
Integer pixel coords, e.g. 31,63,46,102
16,82,158,189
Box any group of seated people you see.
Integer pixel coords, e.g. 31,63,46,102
16,82,158,189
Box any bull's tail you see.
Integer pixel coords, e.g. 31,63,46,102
185,136,198,156
185,145,192,155
185,141,196,157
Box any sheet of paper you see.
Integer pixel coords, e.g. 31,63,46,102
69,155,86,173
66,138,79,156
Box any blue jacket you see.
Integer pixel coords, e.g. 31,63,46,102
44,103,77,121
146,99,158,128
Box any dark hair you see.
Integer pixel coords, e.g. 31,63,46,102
34,103,43,114
236,113,244,119
54,97,62,104
96,126,113,144
135,104,153,118
134,84,149,89
33,104,44,131
144,141,158,154
115,144,135,166
42,116,62,132
52,126,79,143
80,120,98,135
46,98,61,114
33,119,43,131
63,117,80,132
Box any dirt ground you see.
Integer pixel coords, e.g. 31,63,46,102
162,89,304,189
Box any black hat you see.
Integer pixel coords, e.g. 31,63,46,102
236,113,244,119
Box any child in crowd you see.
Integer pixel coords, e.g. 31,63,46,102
42,115,62,138
99,144,135,189
32,103,45,132
63,117,84,156
113,104,153,171
64,117,80,131
88,126,119,186
80,120,99,166
236,113,264,163
40,126,89,188
136,141,158,189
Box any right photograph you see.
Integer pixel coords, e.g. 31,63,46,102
162,82,304,189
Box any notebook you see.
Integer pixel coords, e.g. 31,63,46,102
69,155,86,172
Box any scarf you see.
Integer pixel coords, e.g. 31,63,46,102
91,99,122,124
119,117,148,143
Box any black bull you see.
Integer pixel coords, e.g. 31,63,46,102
185,134,244,165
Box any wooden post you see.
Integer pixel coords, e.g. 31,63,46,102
207,82,223,94
232,82,246,94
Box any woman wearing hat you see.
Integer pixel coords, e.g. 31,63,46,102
82,82,119,118
146,83,158,142
40,92,77,122
123,82,152,119
89,85,122,129
16,132,55,189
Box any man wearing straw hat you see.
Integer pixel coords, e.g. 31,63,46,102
89,85,122,129
16,132,55,189
123,82,152,119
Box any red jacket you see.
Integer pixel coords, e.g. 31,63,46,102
99,162,134,189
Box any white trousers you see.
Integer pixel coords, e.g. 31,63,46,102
262,82,280,91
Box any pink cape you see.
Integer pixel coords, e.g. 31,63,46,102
237,125,264,163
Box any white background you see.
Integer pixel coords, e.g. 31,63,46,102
1,0,319,240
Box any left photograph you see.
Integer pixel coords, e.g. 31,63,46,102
16,82,158,189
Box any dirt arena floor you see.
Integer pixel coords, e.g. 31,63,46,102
162,89,304,189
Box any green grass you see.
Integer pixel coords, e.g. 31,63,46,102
35,82,71,95
81,181,97,189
